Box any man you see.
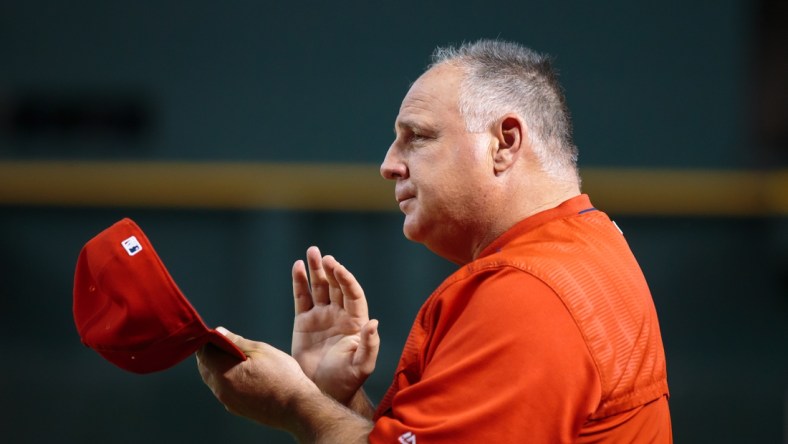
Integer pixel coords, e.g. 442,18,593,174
197,39,672,443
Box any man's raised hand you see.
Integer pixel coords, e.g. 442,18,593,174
291,246,379,404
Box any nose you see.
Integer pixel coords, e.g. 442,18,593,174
380,143,408,180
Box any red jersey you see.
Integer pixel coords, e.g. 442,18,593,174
370,194,671,443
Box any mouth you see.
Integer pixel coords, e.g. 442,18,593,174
396,191,415,203
395,183,415,208
396,193,415,210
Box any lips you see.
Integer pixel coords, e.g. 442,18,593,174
395,187,415,210
395,190,415,204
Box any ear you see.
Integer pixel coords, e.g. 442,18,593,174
492,114,526,175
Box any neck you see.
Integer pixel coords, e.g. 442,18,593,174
467,173,580,262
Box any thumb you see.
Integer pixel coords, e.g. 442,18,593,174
215,326,260,355
353,319,380,376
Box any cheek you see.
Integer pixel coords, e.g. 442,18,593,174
414,138,487,210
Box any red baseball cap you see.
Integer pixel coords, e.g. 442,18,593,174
73,218,246,374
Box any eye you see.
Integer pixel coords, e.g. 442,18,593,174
394,122,434,147
409,131,432,144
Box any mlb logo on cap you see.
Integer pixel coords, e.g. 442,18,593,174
121,236,143,256
73,218,246,374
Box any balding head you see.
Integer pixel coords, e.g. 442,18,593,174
431,40,580,185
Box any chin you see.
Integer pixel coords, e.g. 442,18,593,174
402,217,426,243
402,225,419,242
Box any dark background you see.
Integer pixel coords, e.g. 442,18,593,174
1,1,786,442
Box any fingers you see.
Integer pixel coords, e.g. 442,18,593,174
293,246,334,313
306,246,330,305
196,328,320,428
354,320,380,376
292,260,313,314
197,341,237,387
293,246,368,316
215,326,258,354
197,327,255,375
322,255,346,307
333,262,369,319
197,327,281,392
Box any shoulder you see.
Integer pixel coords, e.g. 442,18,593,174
424,264,585,357
427,263,556,321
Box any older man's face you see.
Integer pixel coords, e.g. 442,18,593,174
380,64,494,263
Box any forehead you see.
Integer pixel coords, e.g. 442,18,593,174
396,64,463,129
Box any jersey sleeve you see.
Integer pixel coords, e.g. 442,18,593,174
370,267,601,443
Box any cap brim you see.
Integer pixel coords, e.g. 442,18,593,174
205,329,248,361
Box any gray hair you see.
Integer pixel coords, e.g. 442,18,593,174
431,40,579,182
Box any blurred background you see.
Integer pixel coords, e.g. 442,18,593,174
1,1,786,442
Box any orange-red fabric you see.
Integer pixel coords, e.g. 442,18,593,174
73,218,246,374
577,395,671,443
370,195,670,443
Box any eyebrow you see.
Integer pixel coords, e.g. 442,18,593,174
394,118,426,134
